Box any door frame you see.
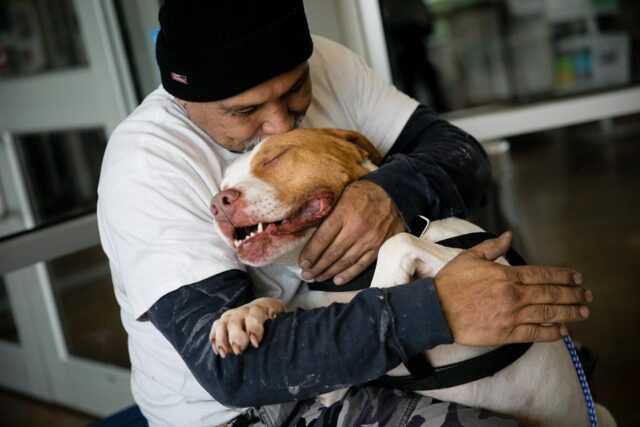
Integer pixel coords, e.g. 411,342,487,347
0,0,136,416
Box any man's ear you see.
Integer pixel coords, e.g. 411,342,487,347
312,128,383,165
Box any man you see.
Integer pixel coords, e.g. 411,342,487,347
97,1,592,426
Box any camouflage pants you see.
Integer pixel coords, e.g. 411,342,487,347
231,386,519,427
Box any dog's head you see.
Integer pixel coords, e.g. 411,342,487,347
211,128,382,266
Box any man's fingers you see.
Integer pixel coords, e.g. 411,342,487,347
299,216,343,273
512,265,582,286
466,231,512,261
303,229,352,281
313,239,364,282
516,304,589,324
330,249,377,285
507,324,565,343
519,285,592,306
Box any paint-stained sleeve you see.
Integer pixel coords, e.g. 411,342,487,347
147,269,452,407
364,105,490,232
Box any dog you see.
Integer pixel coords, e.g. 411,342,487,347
210,128,616,427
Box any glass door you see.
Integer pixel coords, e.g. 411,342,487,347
355,0,640,140
0,0,136,416
353,1,640,423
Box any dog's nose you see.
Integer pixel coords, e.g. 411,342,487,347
220,189,241,206
211,189,242,219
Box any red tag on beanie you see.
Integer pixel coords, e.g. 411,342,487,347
171,72,188,84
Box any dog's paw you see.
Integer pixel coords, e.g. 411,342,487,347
209,297,286,357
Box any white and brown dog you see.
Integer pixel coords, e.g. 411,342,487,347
210,128,616,427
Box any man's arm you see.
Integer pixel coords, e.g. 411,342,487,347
148,234,591,408
365,104,490,230
300,105,490,283
147,269,452,407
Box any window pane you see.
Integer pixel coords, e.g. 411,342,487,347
475,113,640,426
0,0,88,80
379,0,639,113
0,277,18,343
49,245,129,369
0,127,106,239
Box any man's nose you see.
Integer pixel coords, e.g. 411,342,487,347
211,189,242,219
262,102,294,135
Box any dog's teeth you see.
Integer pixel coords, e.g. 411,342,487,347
258,223,263,233
234,240,240,247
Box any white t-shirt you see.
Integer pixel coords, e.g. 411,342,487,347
97,35,418,427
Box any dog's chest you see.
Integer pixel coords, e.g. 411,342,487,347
247,264,303,304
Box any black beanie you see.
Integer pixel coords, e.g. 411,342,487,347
156,0,314,102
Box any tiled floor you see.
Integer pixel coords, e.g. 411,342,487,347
0,388,97,427
1,117,639,426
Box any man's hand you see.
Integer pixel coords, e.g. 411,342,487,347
299,180,405,285
434,232,593,346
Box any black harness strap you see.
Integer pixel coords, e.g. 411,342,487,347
308,229,533,391
374,342,532,391
376,231,532,391
436,232,526,267
308,265,375,292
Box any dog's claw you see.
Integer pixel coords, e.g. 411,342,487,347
232,344,241,355
212,297,285,356
250,334,259,348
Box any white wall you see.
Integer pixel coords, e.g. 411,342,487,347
305,0,392,81
303,0,346,45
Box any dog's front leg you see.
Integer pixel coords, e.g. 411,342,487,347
210,297,286,357
371,233,462,289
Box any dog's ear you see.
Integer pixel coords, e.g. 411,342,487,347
312,128,383,165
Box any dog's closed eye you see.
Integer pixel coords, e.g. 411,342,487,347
259,147,291,168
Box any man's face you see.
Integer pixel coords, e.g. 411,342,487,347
180,63,312,152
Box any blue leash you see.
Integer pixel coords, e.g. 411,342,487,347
563,336,598,426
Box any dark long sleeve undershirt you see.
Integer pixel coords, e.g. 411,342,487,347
365,104,490,233
147,105,489,407
148,270,450,407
